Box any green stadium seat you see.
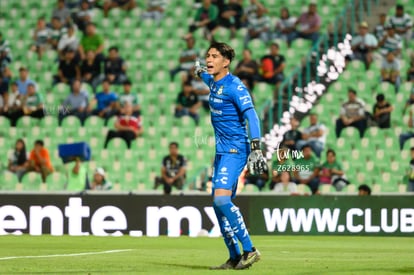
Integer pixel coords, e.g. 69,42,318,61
0,171,19,191
45,172,67,191
21,172,44,190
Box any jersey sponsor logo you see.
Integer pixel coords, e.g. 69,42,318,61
212,98,223,103
230,149,238,153
237,85,244,91
239,95,251,105
210,107,222,115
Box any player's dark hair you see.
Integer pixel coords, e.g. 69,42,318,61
35,139,44,147
169,142,179,148
207,42,235,62
396,4,403,10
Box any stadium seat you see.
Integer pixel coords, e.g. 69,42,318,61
45,172,67,191
0,171,19,191
21,172,44,190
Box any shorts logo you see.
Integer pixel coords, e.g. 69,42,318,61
219,167,228,175
220,176,228,185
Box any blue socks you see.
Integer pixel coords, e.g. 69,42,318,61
214,196,253,254
213,202,241,260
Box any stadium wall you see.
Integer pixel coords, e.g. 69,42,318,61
0,194,413,237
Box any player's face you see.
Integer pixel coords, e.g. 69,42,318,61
205,48,230,78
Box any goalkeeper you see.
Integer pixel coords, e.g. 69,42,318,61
195,42,268,270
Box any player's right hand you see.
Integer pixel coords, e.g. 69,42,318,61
194,59,207,78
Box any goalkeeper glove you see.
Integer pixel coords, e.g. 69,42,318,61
247,139,268,175
194,59,207,78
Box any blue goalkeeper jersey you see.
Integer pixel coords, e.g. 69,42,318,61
201,72,255,155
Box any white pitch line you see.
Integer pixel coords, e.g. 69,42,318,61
0,249,133,261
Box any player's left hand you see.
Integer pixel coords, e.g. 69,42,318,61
247,139,268,175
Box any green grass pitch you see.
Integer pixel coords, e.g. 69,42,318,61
0,235,413,274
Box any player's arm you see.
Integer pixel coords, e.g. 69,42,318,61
234,88,268,175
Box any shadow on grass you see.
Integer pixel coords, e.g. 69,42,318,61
148,261,211,270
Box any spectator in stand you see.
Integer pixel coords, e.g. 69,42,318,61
81,50,102,92
59,79,89,124
273,7,296,44
218,0,244,39
9,83,45,126
406,147,414,192
243,0,267,24
403,88,414,115
270,146,295,190
289,3,321,46
104,102,143,149
373,93,393,129
319,149,349,192
407,56,414,83
141,0,168,26
234,48,258,91
48,16,66,50
273,171,297,194
88,78,118,120
243,6,271,48
293,144,320,195
170,36,200,81
16,67,36,96
187,0,219,42
27,140,54,182
154,142,187,195
188,74,210,112
78,22,104,62
258,43,285,89
381,51,400,92
335,88,367,138
52,0,71,25
74,0,95,33
0,35,12,106
296,113,326,158
378,23,403,59
104,46,127,85
57,23,79,59
350,22,378,70
8,139,28,182
175,81,201,125
88,167,112,190
358,184,371,196
282,117,302,151
388,4,413,42
54,48,81,85
373,13,387,40
399,109,414,150
1,82,21,118
103,0,136,18
118,79,140,117
31,16,51,60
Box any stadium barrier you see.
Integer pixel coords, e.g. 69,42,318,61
0,193,413,237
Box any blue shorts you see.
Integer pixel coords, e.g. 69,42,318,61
212,153,247,198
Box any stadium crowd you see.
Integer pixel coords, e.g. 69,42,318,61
0,0,413,194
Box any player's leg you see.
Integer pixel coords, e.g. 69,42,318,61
212,154,260,269
210,155,241,269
